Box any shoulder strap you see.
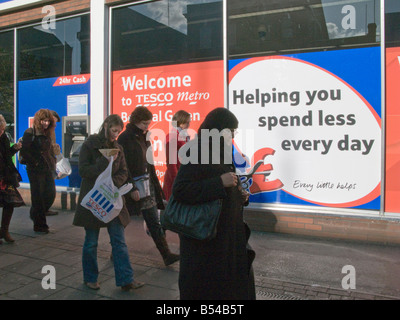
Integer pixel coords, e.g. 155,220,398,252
27,127,35,141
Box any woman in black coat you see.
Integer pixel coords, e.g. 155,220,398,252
20,109,57,234
172,108,256,300
0,115,25,244
118,106,179,266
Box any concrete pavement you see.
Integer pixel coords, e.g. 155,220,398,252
0,206,399,300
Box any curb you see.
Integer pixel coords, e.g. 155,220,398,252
254,274,400,300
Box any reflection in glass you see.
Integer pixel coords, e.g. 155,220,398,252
18,15,90,80
385,0,400,47
0,31,15,139
228,0,380,59
112,0,222,71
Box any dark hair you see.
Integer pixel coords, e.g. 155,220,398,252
99,114,124,142
172,110,191,127
198,108,238,133
195,108,238,164
129,106,153,124
51,110,61,122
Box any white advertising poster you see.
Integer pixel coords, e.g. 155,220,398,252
229,50,381,209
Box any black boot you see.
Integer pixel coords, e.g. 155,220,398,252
0,206,14,243
154,235,180,266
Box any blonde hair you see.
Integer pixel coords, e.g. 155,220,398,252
172,110,191,127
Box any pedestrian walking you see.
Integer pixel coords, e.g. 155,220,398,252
172,107,256,300
73,114,144,291
0,115,25,244
20,109,57,234
163,110,191,201
118,106,180,266
45,110,61,217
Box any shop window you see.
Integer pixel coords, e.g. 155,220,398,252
228,0,381,59
18,14,90,81
112,0,223,71
385,0,400,47
0,31,14,139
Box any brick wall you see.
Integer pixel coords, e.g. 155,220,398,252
245,209,400,245
0,0,90,30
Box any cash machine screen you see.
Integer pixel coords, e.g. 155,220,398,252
66,120,87,135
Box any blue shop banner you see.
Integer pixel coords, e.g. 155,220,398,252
17,75,90,188
229,47,381,210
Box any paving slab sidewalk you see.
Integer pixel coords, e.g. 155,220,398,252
0,207,399,300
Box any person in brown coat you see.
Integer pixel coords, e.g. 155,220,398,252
73,114,144,291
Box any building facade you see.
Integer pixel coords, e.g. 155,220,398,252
1,0,400,243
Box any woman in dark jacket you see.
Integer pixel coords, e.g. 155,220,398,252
20,109,57,233
0,115,25,244
118,106,179,266
73,114,144,291
172,108,256,300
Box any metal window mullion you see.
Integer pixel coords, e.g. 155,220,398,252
380,0,386,217
13,28,17,140
108,4,112,116
223,0,228,108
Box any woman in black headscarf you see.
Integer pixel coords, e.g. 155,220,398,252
172,108,256,300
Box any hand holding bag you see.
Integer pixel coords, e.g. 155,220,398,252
55,153,72,179
81,157,133,223
161,194,222,241
133,174,150,199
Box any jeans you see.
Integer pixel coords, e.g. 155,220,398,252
82,218,133,287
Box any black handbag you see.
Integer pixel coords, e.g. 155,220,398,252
161,194,222,241
18,127,35,165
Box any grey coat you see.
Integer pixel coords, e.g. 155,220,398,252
73,134,131,229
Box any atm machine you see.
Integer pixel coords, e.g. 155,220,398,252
62,115,89,188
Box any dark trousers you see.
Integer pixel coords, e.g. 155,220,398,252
142,206,164,240
27,170,55,229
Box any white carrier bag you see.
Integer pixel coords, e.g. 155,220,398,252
81,157,132,223
55,153,72,179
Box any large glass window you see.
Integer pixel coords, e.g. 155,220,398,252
18,15,90,80
112,0,223,71
0,31,14,139
111,0,224,189
227,0,382,211
228,0,381,59
385,0,400,48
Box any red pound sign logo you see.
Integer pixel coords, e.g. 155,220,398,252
249,148,283,194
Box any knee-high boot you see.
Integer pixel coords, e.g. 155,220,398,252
153,235,180,266
0,206,15,243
